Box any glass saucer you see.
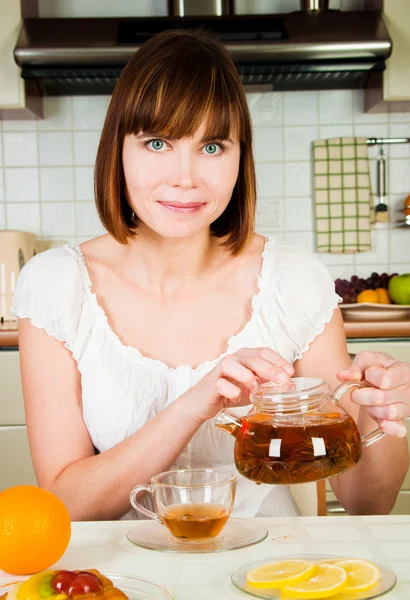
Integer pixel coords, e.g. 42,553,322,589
127,517,268,553
0,574,174,600
231,554,397,599
107,574,174,599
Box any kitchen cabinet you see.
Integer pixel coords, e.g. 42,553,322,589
0,427,37,489
0,349,37,492
365,0,410,112
0,0,42,119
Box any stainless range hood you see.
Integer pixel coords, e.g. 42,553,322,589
14,9,392,96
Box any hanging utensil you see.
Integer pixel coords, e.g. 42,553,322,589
375,147,389,224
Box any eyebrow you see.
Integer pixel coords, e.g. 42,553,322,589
201,136,235,144
134,132,235,144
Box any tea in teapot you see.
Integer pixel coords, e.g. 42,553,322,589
216,377,385,485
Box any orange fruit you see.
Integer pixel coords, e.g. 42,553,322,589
356,289,379,303
0,485,71,575
404,195,410,215
375,287,391,304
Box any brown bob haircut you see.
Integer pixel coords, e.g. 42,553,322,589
95,28,256,255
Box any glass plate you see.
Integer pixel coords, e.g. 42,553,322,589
0,573,174,600
106,574,173,600
127,517,268,554
231,554,397,599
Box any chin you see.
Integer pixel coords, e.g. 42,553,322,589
148,220,211,241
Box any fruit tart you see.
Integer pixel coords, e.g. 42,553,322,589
2,569,127,600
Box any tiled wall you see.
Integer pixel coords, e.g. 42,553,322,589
0,89,409,279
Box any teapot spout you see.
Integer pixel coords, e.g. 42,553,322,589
215,410,243,438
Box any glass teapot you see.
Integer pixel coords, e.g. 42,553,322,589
216,377,385,485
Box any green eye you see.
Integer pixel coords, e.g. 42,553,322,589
204,143,219,155
149,140,165,151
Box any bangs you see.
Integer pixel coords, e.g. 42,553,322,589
121,44,244,143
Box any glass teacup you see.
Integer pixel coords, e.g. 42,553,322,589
129,468,236,541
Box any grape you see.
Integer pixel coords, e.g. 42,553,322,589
335,278,357,303
51,571,77,594
335,271,401,302
67,573,102,597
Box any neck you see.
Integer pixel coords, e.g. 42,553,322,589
120,225,224,292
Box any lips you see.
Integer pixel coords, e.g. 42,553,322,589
157,201,206,213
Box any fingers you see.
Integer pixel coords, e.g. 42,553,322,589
256,348,295,375
234,348,294,383
218,358,258,392
378,419,408,437
365,403,409,422
364,362,410,390
243,356,292,383
215,377,242,404
352,386,410,409
349,381,410,439
338,351,397,382
235,348,293,373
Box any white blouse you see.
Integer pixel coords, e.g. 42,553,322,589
12,237,342,519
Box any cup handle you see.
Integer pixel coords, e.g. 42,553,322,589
331,380,386,448
130,484,162,523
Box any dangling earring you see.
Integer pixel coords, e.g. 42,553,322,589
131,211,135,221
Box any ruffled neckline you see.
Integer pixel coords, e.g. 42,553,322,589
66,236,276,375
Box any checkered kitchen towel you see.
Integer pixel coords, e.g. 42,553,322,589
313,137,373,253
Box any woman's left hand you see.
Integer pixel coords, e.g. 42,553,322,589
338,351,410,438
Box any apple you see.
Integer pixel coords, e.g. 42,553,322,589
388,274,410,305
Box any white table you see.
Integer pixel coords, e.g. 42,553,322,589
1,516,410,599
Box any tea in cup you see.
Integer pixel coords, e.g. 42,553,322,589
130,468,236,541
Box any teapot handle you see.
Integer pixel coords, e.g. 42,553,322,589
331,380,386,448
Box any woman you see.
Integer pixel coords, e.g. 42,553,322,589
13,29,409,521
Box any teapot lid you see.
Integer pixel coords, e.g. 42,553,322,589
250,377,330,413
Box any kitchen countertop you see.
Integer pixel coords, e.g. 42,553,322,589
0,322,18,347
1,320,410,347
0,516,409,599
343,321,410,338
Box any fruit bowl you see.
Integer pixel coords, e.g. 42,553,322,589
340,303,410,322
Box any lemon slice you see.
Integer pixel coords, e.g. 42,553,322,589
336,559,380,593
281,564,347,599
246,560,315,589
318,558,347,564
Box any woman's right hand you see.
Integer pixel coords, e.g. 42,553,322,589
180,348,295,423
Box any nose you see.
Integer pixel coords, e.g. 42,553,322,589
170,149,196,188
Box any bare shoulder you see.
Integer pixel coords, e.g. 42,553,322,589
236,233,267,269
249,233,268,258
78,234,129,280
219,233,267,288
79,234,118,264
